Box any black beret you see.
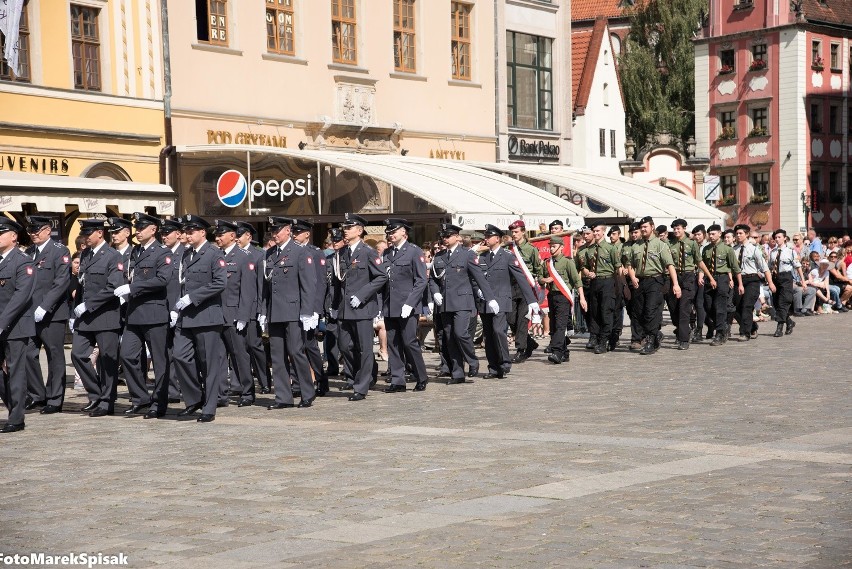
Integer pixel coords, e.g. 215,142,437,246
629,221,642,232
772,228,787,238
656,225,668,234
691,224,706,234
707,223,722,233
733,224,751,233
639,216,655,226
548,219,563,229
607,225,621,235
670,219,688,229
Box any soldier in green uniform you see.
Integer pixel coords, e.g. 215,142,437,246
624,216,681,355
539,236,586,364
666,219,713,350
574,226,594,348
507,220,543,363
700,223,742,346
607,226,626,350
578,224,621,354
622,222,644,350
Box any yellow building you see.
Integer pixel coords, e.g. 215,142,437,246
0,0,173,243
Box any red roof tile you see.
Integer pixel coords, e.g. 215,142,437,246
803,0,852,27
572,18,609,111
572,0,627,22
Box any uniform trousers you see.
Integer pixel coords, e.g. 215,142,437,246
442,310,478,379
338,319,375,396
586,277,615,341
120,323,169,410
635,275,665,339
732,275,762,336
305,328,328,392
246,319,270,390
222,325,254,400
703,274,731,336
611,280,625,343
386,316,428,386
772,272,794,324
625,284,643,342
481,311,511,376
509,292,535,353
323,319,341,377
166,328,183,400
173,324,226,416
72,329,120,412
694,281,706,333
433,311,452,375
26,319,67,406
269,321,316,403
666,272,697,342
547,292,572,358
1,338,30,426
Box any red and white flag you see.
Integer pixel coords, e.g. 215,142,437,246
1,0,26,77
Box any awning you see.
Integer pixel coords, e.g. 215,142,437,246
471,162,727,228
0,171,176,215
175,145,586,230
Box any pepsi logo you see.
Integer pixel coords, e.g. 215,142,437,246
217,170,248,208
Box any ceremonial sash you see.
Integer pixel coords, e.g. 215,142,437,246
511,244,545,302
547,258,575,307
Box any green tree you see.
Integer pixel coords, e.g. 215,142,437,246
620,0,707,154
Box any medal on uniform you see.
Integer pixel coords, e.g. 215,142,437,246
0,279,5,287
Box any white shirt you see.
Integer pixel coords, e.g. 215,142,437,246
171,243,181,254
224,244,236,256
349,240,361,255
90,241,107,256
117,244,131,257
37,239,51,254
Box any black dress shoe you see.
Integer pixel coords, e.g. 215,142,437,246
677,341,690,350
785,320,796,335
297,399,313,408
739,334,750,342
197,414,215,423
709,334,726,346
435,371,451,378
511,351,528,363
467,368,479,378
413,382,427,391
124,403,151,415
177,403,202,416
547,353,563,364
383,384,407,393
25,399,46,411
217,400,230,408
593,342,606,355
543,346,552,354
89,408,112,417
1,423,25,433
447,377,467,385
483,373,504,379
237,398,254,407
638,341,655,355
348,393,367,401
339,384,354,391
41,405,62,414
259,387,271,395
143,410,165,419
267,403,295,409
773,323,784,337
82,401,98,412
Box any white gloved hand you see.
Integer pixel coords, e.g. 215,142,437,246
169,311,178,328
113,284,131,297
33,306,46,323
477,289,484,300
175,295,191,311
329,309,338,320
526,302,541,319
433,292,443,306
531,312,542,325
487,299,500,314
310,313,320,329
236,320,247,331
300,313,318,331
68,318,75,332
400,304,413,318
350,296,361,308
427,302,434,314
119,296,126,305
73,303,87,318
258,314,267,332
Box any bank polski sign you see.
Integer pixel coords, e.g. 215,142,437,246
216,169,315,208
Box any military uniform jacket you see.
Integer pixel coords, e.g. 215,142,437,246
125,241,173,326
166,243,185,312
429,245,495,313
27,238,71,322
117,245,133,283
701,242,741,274
324,250,338,316
221,245,256,325
507,239,542,297
667,237,702,273
624,237,675,277
0,247,36,339
262,239,316,323
545,255,583,295
179,242,227,328
303,243,328,316
478,247,535,312
579,240,622,277
76,243,125,332
332,241,387,321
381,241,427,318
243,245,265,320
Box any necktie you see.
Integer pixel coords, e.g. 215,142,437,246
679,242,685,272
593,244,599,272
738,245,745,269
710,246,717,273
189,249,196,263
640,240,649,275
391,246,397,259
489,250,495,263
773,250,780,273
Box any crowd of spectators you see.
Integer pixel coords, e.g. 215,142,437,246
788,229,852,315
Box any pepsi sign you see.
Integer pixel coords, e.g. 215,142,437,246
217,170,248,207
216,170,314,209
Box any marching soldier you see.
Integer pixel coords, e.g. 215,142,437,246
24,216,71,414
768,229,804,337
331,214,387,401
71,219,125,417
324,228,346,380
236,221,271,395
292,219,329,397
701,224,742,346
161,218,185,401
381,218,429,392
113,213,173,417
540,235,586,364
171,215,227,423
506,220,543,363
578,224,621,354
690,224,710,343
624,216,681,355
214,220,257,407
666,219,712,350
0,218,36,433
607,226,626,350
732,224,775,341
429,223,497,384
108,217,134,267
622,222,645,351
260,217,318,408
574,226,594,347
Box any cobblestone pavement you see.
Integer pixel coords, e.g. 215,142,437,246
1,316,850,568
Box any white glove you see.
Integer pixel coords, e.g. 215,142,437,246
487,299,500,314
433,292,443,306
427,302,434,314
401,304,413,318
119,296,126,305
310,313,320,329
329,309,338,320
68,318,75,332
73,303,87,318
236,320,247,331
531,312,542,325
33,306,46,323
258,314,267,332
169,311,178,328
350,296,361,308
175,295,191,311
300,313,318,331
526,302,541,319
113,284,131,297
477,289,484,300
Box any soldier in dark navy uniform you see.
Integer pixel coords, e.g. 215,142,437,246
0,218,36,433
114,213,174,417
429,223,498,384
380,218,429,393
214,220,257,407
478,224,537,379
160,218,185,402
172,215,227,423
24,216,71,414
324,228,347,380
260,217,318,409
236,221,271,394
331,214,388,401
71,219,125,417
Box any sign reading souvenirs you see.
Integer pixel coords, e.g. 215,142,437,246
0,154,70,174
507,135,560,161
207,130,287,148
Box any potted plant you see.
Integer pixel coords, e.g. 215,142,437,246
718,64,735,75
717,126,737,141
748,125,768,137
749,194,770,204
749,58,766,71
812,56,824,71
717,195,737,206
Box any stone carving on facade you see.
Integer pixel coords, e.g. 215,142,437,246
336,83,376,126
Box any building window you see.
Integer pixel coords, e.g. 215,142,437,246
811,39,822,68
266,0,295,55
749,106,767,136
451,2,472,80
603,82,609,106
810,101,822,133
332,0,357,65
599,129,606,157
393,0,416,73
750,43,766,70
829,104,839,134
196,0,228,45
719,48,735,73
610,130,616,157
506,31,553,131
829,43,839,70
828,171,842,203
751,171,769,201
720,174,737,203
0,6,29,82
718,109,736,139
71,5,101,91
810,169,821,212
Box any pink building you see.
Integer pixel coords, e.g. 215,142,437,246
695,0,851,235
